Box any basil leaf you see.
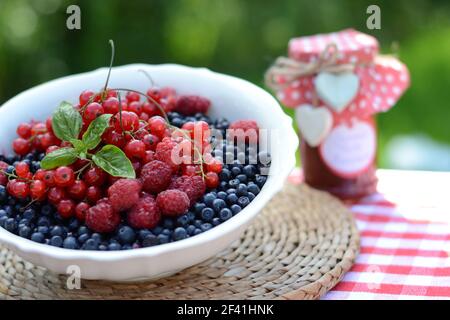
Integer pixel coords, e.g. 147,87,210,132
40,147,78,170
52,101,82,142
82,114,113,150
92,145,135,178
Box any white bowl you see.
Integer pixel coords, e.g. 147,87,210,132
0,64,298,281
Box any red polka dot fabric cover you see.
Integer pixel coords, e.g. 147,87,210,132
277,29,410,124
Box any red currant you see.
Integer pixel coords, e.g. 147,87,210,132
7,180,30,199
16,123,32,139
48,187,66,204
139,112,150,121
30,180,47,200
43,170,56,187
12,138,31,155
15,161,30,178
205,158,223,174
83,102,104,124
126,91,140,103
124,140,146,159
182,164,201,176
86,185,102,204
79,90,95,106
205,172,219,189
54,166,75,187
33,169,47,181
67,180,87,200
40,133,58,149
102,97,120,114
46,145,60,154
148,116,167,139
142,150,155,164
128,101,142,115
102,128,126,148
83,167,106,186
57,199,75,219
142,101,158,117
105,89,118,99
142,134,160,151
45,117,53,133
113,111,140,132
31,122,47,136
75,202,90,221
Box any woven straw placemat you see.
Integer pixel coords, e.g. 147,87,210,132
0,183,359,300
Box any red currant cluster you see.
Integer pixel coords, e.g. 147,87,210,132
2,85,224,234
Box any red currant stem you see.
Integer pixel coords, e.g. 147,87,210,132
137,69,155,87
101,39,115,101
1,169,34,183
117,92,125,136
74,160,92,179
111,88,169,123
20,198,38,212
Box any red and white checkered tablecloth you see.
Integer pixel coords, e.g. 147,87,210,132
290,169,450,300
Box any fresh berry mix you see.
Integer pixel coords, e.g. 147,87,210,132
0,43,270,251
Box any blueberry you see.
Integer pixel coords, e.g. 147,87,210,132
236,184,248,196
226,188,236,195
50,236,63,247
243,165,257,178
138,229,152,241
236,174,247,183
248,184,260,195
0,216,7,227
37,216,50,227
78,233,89,244
231,167,241,177
31,161,40,172
6,165,14,175
117,226,136,244
187,211,195,222
173,227,187,241
91,233,102,242
142,234,159,247
11,218,21,232
84,238,99,250
161,228,172,236
40,205,53,216
176,214,189,227
219,208,233,221
77,226,90,235
0,209,6,218
22,208,36,220
19,226,31,238
217,191,227,200
152,226,163,235
99,244,108,251
193,219,203,228
0,186,7,204
230,204,242,214
37,226,49,235
200,223,213,232
157,234,170,244
219,181,228,191
193,228,202,235
194,203,206,215
68,218,80,230
226,193,238,205
121,244,133,250
212,217,221,226
255,175,267,188
4,205,14,216
31,232,45,243
228,178,240,188
186,225,196,235
212,199,226,213
203,193,216,207
163,218,175,230
50,226,64,237
200,207,214,221
219,168,231,181
248,192,255,201
108,242,121,251
63,236,78,249
237,196,250,207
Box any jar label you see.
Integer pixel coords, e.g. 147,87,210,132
319,119,376,178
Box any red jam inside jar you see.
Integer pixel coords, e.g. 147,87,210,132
300,116,378,200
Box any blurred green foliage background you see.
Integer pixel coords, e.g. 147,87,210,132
0,0,449,170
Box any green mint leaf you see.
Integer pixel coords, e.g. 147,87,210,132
82,114,113,150
52,101,82,142
40,147,78,170
70,139,86,153
92,145,135,178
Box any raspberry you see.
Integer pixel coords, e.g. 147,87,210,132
169,175,206,205
127,194,161,229
229,120,259,143
108,178,142,212
85,200,120,233
139,160,172,194
174,95,210,116
155,137,180,173
156,189,190,217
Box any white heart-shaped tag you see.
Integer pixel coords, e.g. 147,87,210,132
314,72,360,113
295,104,333,147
